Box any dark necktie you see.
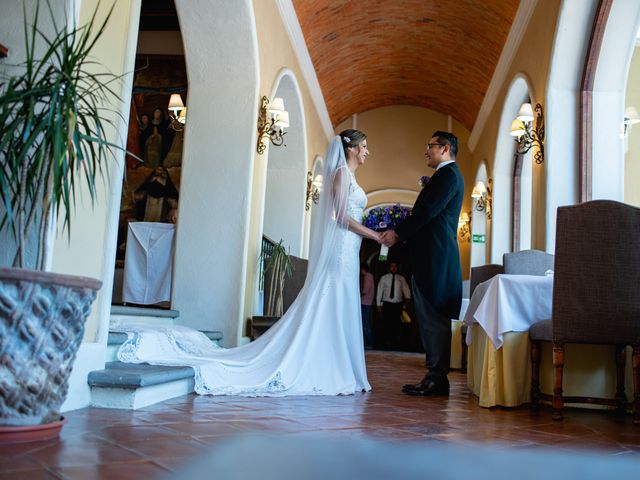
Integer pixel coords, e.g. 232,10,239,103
390,274,396,300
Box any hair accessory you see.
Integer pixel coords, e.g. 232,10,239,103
342,136,351,143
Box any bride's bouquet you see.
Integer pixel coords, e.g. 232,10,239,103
363,204,411,261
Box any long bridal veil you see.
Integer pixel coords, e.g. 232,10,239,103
307,135,351,285
114,135,369,396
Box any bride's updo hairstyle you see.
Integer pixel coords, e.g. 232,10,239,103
339,129,367,155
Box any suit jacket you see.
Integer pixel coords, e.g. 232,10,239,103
395,162,464,319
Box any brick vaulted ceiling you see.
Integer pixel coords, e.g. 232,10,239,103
292,0,520,130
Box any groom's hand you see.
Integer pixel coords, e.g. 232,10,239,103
381,230,399,247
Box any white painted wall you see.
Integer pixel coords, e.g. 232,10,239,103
592,0,640,201
470,162,488,268
545,0,599,252
491,75,532,262
48,0,140,411
0,0,72,268
171,0,259,347
520,150,533,251
263,72,307,256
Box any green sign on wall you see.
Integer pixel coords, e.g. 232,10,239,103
472,234,486,244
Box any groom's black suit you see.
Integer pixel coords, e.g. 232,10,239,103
395,162,464,382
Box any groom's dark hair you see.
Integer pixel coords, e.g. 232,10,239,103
432,131,458,159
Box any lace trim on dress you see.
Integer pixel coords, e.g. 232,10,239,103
194,370,288,396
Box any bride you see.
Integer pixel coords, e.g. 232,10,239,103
116,129,382,396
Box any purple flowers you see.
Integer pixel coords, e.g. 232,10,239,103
363,204,411,230
419,175,430,188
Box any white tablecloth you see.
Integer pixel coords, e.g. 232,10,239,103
123,222,175,305
463,274,553,349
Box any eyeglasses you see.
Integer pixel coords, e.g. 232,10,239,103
427,143,446,149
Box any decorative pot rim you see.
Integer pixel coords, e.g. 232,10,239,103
0,416,66,444
0,267,102,290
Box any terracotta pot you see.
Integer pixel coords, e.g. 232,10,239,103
0,268,101,428
0,416,65,444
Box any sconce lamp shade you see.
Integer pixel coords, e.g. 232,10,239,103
274,111,290,129
625,106,640,125
459,212,470,223
312,174,323,188
168,94,184,114
268,97,285,115
510,119,526,137
516,102,534,122
471,181,487,198
178,107,187,124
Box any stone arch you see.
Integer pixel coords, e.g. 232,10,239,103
262,69,308,256
590,1,640,200
470,161,489,268
300,154,324,258
491,74,534,262
171,0,259,346
365,189,419,210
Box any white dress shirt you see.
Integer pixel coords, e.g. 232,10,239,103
376,273,411,306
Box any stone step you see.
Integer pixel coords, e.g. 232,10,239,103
110,305,180,327
93,329,223,409
89,361,195,410
106,330,223,363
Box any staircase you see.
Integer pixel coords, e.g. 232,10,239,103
89,306,222,409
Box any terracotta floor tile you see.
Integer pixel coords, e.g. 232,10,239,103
0,469,62,479
3,351,640,479
54,461,169,480
27,436,144,468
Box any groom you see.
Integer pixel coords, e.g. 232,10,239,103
381,131,464,396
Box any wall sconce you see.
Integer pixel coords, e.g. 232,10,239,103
305,171,322,211
471,179,492,219
458,212,471,242
624,106,640,136
168,93,187,131
509,102,545,164
257,96,289,155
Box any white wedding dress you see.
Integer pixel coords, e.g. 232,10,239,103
116,137,371,396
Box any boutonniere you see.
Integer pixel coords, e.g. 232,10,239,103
418,175,430,188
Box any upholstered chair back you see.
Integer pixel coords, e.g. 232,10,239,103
503,249,554,276
552,200,640,345
469,264,504,297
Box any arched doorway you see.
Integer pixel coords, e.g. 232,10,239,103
171,0,260,346
491,74,534,261
470,162,489,268
111,0,187,310
262,70,307,256
590,1,640,201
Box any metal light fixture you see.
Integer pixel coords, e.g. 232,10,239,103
510,102,545,164
471,179,492,219
168,93,187,131
458,212,471,242
257,96,289,155
623,106,640,136
305,171,322,211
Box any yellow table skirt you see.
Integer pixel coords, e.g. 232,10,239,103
466,328,634,408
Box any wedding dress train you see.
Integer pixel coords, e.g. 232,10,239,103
115,137,371,396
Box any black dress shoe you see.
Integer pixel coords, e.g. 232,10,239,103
402,376,430,392
403,379,449,397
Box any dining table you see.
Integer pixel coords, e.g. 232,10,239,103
463,274,634,408
123,222,176,305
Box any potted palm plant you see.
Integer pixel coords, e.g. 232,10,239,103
250,240,293,340
0,1,124,441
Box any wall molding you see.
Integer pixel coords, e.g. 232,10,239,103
468,0,538,151
276,0,334,141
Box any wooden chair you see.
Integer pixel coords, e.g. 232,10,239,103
529,200,640,424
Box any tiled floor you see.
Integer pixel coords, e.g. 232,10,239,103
2,351,640,479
